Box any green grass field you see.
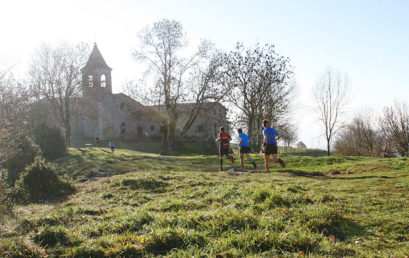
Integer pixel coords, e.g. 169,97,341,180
1,147,408,257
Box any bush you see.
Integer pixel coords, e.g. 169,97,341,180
34,123,67,160
0,177,13,217
4,131,41,185
34,226,74,247
14,158,74,203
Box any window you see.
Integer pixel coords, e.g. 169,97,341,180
137,127,143,137
101,74,106,87
150,125,155,131
88,75,93,87
197,125,205,133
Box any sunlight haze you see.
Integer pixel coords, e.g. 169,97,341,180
1,0,408,149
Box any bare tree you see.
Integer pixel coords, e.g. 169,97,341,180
218,43,294,150
277,123,297,152
313,67,348,156
334,112,379,156
179,54,225,137
132,19,222,154
0,72,30,129
29,42,89,145
379,101,409,157
0,70,36,183
0,72,23,179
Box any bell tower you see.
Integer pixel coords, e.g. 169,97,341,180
81,43,112,96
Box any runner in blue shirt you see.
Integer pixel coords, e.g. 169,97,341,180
237,129,257,170
109,139,115,153
262,119,285,172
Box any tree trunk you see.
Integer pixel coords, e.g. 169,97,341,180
255,118,263,152
247,118,254,150
65,122,71,147
327,141,331,156
168,117,177,151
160,122,169,155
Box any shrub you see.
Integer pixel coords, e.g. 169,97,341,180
296,141,307,149
121,177,168,190
145,228,186,255
34,123,67,160
253,189,270,203
4,131,41,185
34,226,74,247
14,158,74,203
0,177,13,217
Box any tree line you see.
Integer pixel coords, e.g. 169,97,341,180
334,103,409,157
312,67,408,157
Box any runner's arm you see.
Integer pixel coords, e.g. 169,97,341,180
262,135,267,152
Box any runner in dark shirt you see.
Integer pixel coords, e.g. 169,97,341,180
216,126,235,171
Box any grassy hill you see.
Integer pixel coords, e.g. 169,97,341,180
1,147,408,257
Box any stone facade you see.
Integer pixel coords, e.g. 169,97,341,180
71,44,229,140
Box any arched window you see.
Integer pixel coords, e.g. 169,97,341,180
101,74,106,87
88,75,93,87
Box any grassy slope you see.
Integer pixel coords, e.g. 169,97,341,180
1,147,408,257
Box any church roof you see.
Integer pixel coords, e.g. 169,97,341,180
82,43,112,71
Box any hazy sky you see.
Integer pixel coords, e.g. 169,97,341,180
1,0,408,148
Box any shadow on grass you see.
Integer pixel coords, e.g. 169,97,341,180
328,175,395,180
278,169,326,178
278,170,397,181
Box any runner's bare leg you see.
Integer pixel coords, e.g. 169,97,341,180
245,153,254,162
272,154,279,163
265,155,270,172
240,153,244,170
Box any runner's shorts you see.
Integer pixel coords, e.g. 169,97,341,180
240,146,250,154
265,144,277,155
219,148,229,156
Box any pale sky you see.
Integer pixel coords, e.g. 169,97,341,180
1,0,408,149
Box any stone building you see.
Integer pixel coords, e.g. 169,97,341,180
71,43,229,140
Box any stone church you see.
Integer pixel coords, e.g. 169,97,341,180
71,43,229,140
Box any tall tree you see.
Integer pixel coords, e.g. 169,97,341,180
218,43,294,150
179,54,225,137
313,67,348,156
29,42,89,145
132,19,222,154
